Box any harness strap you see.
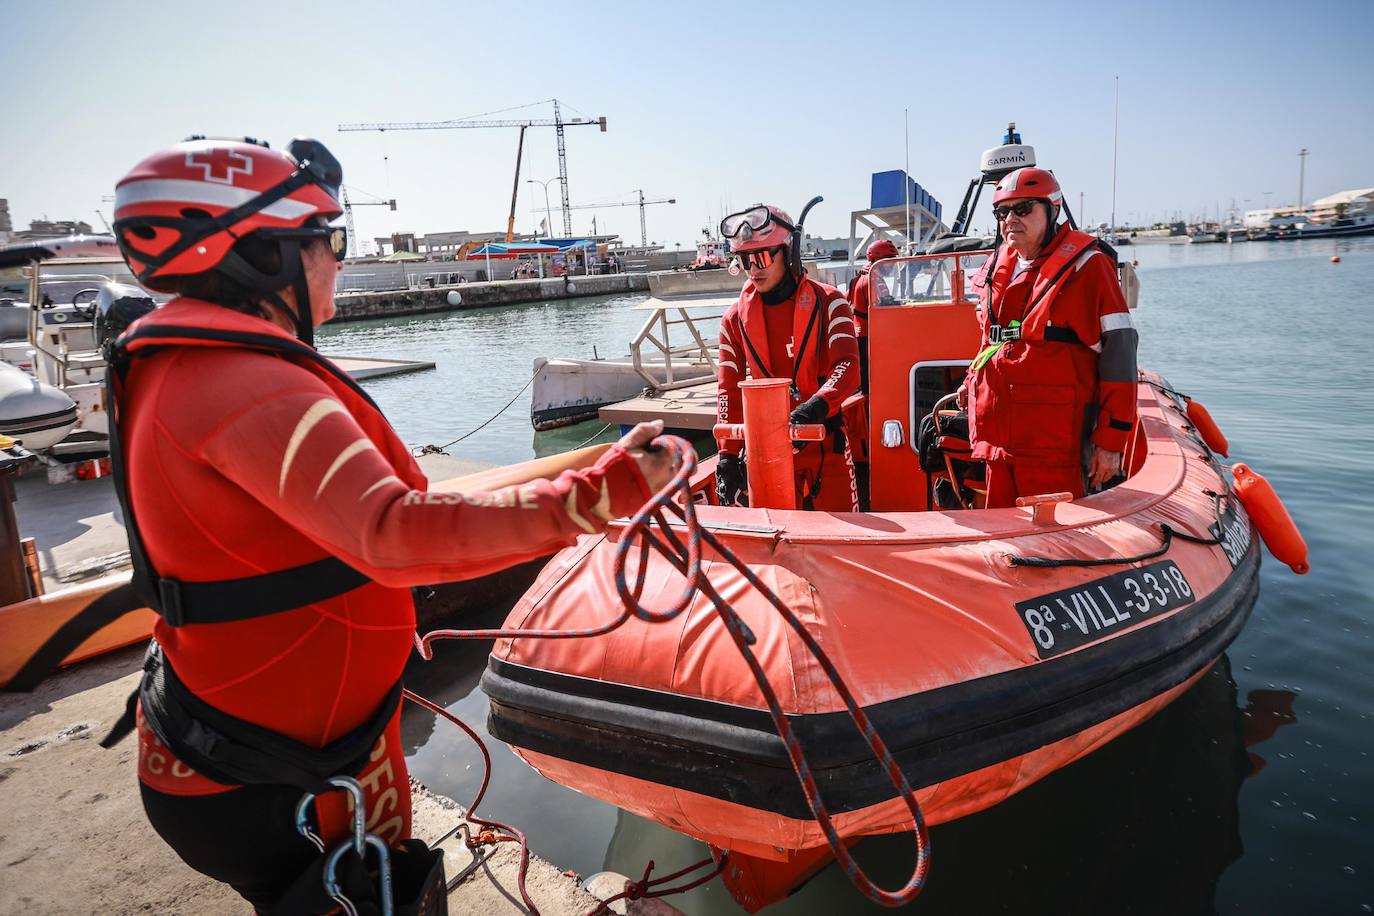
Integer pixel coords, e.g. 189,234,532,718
105,641,402,793
155,557,371,628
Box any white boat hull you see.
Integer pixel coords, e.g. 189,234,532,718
0,363,78,451
531,356,711,430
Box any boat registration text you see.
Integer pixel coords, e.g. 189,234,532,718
1014,560,1196,659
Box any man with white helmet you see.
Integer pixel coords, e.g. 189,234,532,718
714,202,861,511
960,166,1138,508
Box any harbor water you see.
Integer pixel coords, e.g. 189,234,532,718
317,240,1374,913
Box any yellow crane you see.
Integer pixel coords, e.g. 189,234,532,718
338,99,607,243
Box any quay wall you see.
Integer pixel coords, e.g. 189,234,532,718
329,272,650,324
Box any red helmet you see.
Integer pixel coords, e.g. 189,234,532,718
866,238,898,261
992,167,1062,206
721,204,796,254
113,137,342,292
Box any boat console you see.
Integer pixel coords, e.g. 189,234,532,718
863,249,986,511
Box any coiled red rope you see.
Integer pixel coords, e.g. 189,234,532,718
411,435,931,909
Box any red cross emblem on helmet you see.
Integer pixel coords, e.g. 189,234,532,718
185,147,254,185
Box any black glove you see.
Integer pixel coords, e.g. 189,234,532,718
789,395,829,427
716,453,748,507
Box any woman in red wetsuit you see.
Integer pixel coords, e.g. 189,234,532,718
108,136,674,911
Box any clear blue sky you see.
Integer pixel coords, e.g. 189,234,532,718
3,0,1371,248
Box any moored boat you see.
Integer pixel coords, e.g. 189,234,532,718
480,137,1308,911
0,362,78,451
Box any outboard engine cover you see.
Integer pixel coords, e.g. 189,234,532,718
93,283,157,358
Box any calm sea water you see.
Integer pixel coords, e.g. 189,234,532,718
318,238,1374,914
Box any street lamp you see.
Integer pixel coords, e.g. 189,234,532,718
526,178,556,239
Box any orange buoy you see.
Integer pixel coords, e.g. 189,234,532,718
1331,256,1341,263
1185,398,1229,457
1231,463,1309,574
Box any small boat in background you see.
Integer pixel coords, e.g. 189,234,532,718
529,270,738,430
0,363,78,451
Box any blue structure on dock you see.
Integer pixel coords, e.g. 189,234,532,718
870,170,942,219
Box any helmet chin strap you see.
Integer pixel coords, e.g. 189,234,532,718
1041,201,1061,252
217,240,315,347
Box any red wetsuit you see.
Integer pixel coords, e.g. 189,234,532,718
967,226,1137,508
717,277,860,511
123,299,651,860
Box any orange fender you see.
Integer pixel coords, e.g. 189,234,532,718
1232,463,1309,574
1186,398,1229,457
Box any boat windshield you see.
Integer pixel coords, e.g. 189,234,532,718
871,251,989,307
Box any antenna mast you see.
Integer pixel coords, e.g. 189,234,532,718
1110,76,1120,233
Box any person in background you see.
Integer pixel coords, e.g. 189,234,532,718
715,204,860,511
959,166,1137,508
842,237,898,509
103,136,675,912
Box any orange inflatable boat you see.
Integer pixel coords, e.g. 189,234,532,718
482,248,1307,910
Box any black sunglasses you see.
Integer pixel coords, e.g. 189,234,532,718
260,223,348,261
993,200,1041,221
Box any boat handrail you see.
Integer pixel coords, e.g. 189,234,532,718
630,304,722,392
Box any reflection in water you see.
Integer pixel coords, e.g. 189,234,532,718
596,656,1297,915
1240,688,1298,776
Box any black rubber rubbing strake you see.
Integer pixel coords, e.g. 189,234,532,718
483,537,1259,819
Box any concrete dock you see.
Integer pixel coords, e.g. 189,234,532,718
0,646,614,915
599,379,719,432
330,354,436,380
332,273,650,324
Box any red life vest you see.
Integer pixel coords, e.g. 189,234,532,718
967,226,1103,466
732,276,841,404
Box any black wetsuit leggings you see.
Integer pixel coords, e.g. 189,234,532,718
141,780,321,912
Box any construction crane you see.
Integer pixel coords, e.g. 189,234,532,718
338,99,606,238
340,187,397,258
535,190,676,247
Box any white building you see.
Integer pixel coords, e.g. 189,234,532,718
1309,188,1374,221
1245,188,1374,228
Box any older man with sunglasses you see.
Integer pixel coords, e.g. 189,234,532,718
715,204,861,511
958,166,1138,508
